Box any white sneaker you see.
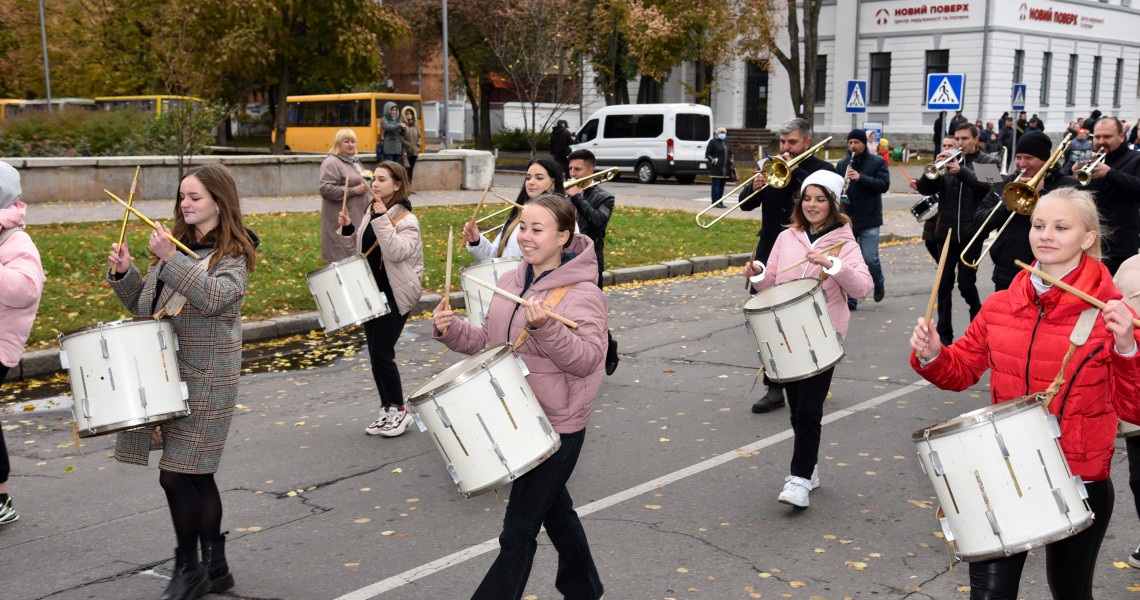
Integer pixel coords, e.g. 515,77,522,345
365,407,394,435
379,407,410,437
809,465,820,490
778,475,812,508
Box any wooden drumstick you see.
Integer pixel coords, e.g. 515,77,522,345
444,226,454,309
468,177,494,227
1016,259,1140,328
491,193,524,208
116,165,140,249
924,230,953,329
461,273,579,329
774,241,847,275
104,190,201,260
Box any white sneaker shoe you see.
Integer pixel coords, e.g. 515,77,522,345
778,475,812,508
809,465,820,490
365,407,395,435
379,407,410,437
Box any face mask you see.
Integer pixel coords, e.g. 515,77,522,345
718,134,726,140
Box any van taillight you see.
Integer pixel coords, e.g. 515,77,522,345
667,138,674,161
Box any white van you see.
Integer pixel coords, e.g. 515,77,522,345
570,103,712,184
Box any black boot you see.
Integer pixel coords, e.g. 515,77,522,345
159,546,209,600
201,532,235,593
751,386,785,413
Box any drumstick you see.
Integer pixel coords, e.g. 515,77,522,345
104,190,201,260
116,166,140,249
468,177,494,227
774,241,846,275
444,226,454,309
1016,259,1140,328
491,193,524,208
460,273,579,329
924,230,953,329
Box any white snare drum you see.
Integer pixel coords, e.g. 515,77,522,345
1119,420,1140,438
911,195,939,222
58,318,191,438
460,257,523,327
743,278,844,383
306,255,391,335
408,344,560,498
912,395,1093,561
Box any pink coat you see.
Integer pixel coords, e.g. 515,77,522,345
433,234,607,433
749,224,873,338
0,202,45,367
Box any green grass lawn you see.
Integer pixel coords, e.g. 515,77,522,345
26,206,758,348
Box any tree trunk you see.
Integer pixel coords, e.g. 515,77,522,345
271,56,290,154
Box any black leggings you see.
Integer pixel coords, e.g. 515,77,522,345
159,470,224,549
363,310,410,408
968,478,1114,600
785,367,834,479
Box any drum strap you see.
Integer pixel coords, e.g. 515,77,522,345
512,284,573,350
0,224,26,246
496,215,523,258
362,210,409,261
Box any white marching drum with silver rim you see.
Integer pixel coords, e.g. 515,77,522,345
743,278,844,383
58,318,191,438
460,257,523,327
305,255,391,335
910,195,939,222
912,395,1093,561
408,344,560,498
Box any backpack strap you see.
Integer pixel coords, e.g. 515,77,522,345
512,284,574,350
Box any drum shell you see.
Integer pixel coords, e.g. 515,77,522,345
305,255,391,335
743,279,844,382
912,395,1093,561
408,344,560,498
460,257,523,327
58,318,190,438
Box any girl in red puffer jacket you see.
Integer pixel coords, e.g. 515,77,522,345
910,187,1140,599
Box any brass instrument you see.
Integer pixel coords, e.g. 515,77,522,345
564,167,618,191
960,133,1072,268
695,136,833,229
923,149,963,180
1075,151,1106,185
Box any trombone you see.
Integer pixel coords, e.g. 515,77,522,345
960,133,1072,268
565,167,618,191
1075,151,1106,185
923,149,963,180
695,136,833,229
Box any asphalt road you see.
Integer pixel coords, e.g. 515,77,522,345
4,239,1140,599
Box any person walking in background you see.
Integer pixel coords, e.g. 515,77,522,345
549,119,575,179
400,107,421,186
0,162,46,526
318,129,371,264
836,129,890,309
705,127,733,205
378,102,406,164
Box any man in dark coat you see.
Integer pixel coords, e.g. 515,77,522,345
738,118,835,414
549,119,575,179
836,128,890,309
1072,116,1140,274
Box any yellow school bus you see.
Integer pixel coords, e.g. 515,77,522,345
94,95,204,117
276,93,425,153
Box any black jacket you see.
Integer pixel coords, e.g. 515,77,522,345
704,138,733,178
835,150,890,231
1084,143,1140,260
973,168,1079,288
916,149,1000,242
739,155,836,244
568,185,615,281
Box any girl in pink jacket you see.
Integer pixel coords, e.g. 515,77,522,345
432,194,606,600
743,170,873,508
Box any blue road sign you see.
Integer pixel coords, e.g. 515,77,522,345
1012,84,1026,111
926,74,964,111
845,81,867,114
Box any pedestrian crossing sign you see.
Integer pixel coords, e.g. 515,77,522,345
926,74,964,111
1012,84,1026,111
846,80,867,114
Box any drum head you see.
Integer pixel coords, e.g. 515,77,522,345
744,278,820,312
58,317,168,342
911,394,1043,440
409,344,513,403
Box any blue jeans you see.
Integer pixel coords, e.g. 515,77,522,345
710,177,727,203
472,429,603,600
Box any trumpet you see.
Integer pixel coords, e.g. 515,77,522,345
1075,151,1106,185
923,149,963,180
565,167,618,191
695,136,833,229
960,133,1072,268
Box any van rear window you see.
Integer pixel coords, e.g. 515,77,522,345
676,114,711,141
604,114,664,139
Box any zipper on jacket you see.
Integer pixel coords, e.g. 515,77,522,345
1024,299,1046,396
1056,344,1104,423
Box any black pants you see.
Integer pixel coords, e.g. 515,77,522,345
0,363,8,484
363,310,410,408
936,235,981,343
785,367,834,479
968,478,1113,600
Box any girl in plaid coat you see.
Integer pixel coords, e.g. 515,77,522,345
107,164,257,600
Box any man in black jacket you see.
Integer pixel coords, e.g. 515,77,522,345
974,131,1079,291
549,120,575,179
1071,116,1140,274
738,118,835,413
917,122,999,345
566,149,620,374
836,128,890,308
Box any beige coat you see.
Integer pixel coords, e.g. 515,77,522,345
319,154,369,264
335,203,424,315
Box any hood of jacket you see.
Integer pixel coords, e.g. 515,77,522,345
0,201,27,230
1007,253,1120,320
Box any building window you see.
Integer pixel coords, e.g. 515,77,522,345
1013,50,1025,84
869,53,891,105
1091,56,1102,106
924,50,950,100
1067,54,1078,106
1115,58,1124,107
1041,52,1052,105
814,55,827,105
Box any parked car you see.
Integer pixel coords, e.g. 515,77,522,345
570,103,712,184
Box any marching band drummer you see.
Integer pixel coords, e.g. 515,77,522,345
319,129,371,264
107,164,258,600
742,170,873,508
335,161,424,438
910,187,1140,600
738,118,836,415
432,194,606,600
463,159,566,260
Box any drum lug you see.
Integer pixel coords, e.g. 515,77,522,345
446,463,462,484
436,406,453,428
412,412,427,432
156,330,167,351
985,509,1000,535
489,376,505,399
1052,488,1070,514
59,350,68,369
1074,475,1089,500
538,415,553,435
180,382,189,400
100,338,109,359
1047,414,1062,438
938,516,955,542
929,450,945,477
